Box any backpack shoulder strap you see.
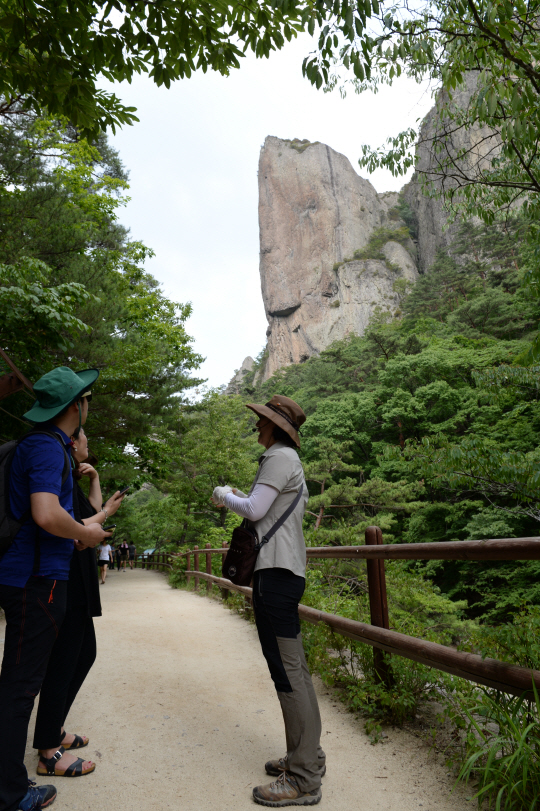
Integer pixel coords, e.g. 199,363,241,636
12,429,71,573
24,429,71,484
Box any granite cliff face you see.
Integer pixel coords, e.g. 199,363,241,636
257,137,418,379
404,73,499,272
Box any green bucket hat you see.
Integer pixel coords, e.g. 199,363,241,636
23,366,99,424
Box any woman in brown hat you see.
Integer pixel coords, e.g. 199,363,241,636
212,396,325,807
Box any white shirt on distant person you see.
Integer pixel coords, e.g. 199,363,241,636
98,544,112,561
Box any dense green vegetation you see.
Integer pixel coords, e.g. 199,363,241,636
0,112,202,484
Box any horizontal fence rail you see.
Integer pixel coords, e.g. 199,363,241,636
306,538,540,561
165,532,540,698
183,571,540,697
135,553,172,572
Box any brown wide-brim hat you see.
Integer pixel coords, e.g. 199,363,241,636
246,395,306,448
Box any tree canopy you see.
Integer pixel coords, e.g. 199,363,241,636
0,0,382,137
0,112,202,482
314,0,540,223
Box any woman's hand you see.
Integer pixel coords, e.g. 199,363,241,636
103,491,126,517
211,485,233,507
78,463,99,480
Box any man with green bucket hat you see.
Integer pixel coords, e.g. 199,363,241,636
0,366,112,811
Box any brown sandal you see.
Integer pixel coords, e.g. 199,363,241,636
37,746,95,777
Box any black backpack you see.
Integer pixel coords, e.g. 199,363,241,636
0,429,71,565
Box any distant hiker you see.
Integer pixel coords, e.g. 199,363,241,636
98,539,113,584
0,366,110,811
115,544,121,572
109,542,116,570
33,425,126,778
119,540,129,571
212,395,324,807
128,541,136,569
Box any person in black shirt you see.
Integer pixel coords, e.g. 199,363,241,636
115,544,122,573
32,428,126,778
128,542,136,570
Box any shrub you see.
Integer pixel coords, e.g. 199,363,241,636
353,226,412,262
457,687,540,810
300,560,472,725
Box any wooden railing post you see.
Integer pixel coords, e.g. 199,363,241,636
193,546,199,591
365,526,392,686
186,551,191,586
205,543,212,593
221,541,229,600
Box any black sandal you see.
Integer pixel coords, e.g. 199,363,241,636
60,730,89,750
37,746,96,777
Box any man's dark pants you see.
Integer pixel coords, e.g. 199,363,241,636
33,611,96,750
0,577,67,811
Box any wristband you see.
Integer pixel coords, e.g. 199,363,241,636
100,508,108,522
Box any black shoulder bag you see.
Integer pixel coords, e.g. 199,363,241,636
222,486,304,586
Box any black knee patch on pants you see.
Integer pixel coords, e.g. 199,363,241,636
253,569,305,693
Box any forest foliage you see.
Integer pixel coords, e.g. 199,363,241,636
0,112,202,483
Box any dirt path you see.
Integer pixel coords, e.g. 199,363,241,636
3,569,474,810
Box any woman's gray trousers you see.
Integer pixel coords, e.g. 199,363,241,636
253,568,326,792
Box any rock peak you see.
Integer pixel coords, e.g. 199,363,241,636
257,136,417,379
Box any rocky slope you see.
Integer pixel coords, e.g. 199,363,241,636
225,356,255,394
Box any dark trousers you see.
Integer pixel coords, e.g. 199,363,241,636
33,609,96,750
253,568,325,793
0,578,67,811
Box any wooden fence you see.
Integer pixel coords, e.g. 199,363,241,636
168,528,540,698
135,552,172,572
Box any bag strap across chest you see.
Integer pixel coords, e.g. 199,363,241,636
256,485,304,551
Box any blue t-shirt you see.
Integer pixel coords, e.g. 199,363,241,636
0,425,75,587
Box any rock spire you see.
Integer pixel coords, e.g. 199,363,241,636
257,137,418,379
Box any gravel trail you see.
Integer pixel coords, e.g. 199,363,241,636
2,568,474,810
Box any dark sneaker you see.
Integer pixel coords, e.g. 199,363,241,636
253,772,321,807
265,757,326,778
18,781,57,810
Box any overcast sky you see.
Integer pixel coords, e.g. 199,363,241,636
106,34,434,391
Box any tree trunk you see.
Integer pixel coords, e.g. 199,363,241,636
314,480,326,530
179,502,191,544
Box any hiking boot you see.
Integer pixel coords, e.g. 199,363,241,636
253,772,321,807
18,781,57,810
265,757,326,778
